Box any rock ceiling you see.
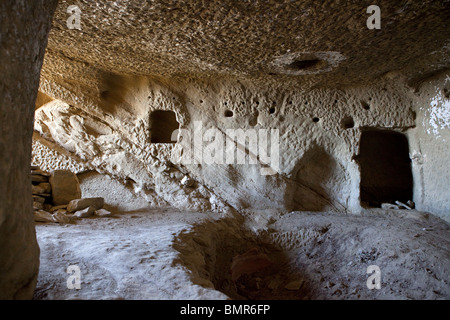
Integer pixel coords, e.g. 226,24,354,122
40,0,450,100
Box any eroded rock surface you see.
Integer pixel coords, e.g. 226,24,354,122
0,0,57,299
50,170,81,205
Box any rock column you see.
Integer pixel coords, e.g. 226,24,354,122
0,0,57,299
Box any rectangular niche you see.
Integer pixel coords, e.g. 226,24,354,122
150,110,179,143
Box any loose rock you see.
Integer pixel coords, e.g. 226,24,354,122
67,198,104,212
34,210,54,223
33,195,46,204
52,211,73,224
50,205,68,212
31,169,50,177
95,208,112,217
395,200,412,210
381,203,399,210
49,170,81,205
33,202,44,210
32,184,47,195
37,182,52,194
74,206,96,218
31,174,49,183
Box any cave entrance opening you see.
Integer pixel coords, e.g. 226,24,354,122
150,110,179,143
359,129,413,207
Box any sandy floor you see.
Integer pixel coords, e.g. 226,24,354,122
33,208,450,300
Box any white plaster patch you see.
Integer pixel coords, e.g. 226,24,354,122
423,76,450,140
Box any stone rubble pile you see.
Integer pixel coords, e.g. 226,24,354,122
31,166,112,224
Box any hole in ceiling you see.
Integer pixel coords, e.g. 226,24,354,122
286,59,321,71
269,107,276,114
313,117,320,123
271,51,345,75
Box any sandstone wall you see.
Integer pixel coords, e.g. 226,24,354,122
408,73,450,221
34,75,418,216
33,0,449,219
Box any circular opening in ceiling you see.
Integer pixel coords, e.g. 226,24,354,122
287,59,321,71
271,51,346,76
269,107,276,114
313,117,320,123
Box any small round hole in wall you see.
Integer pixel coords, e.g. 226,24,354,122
361,101,370,110
200,100,204,104
312,117,320,123
269,107,276,114
341,116,355,129
224,110,234,118
249,112,258,127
